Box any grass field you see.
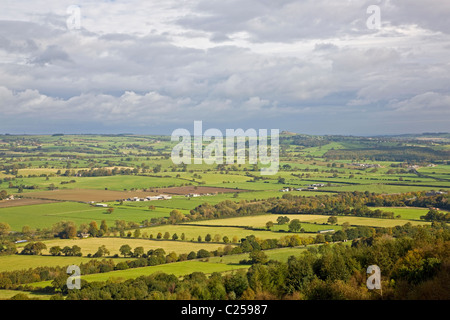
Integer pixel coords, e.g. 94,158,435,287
0,289,53,300
207,246,310,264
0,201,183,231
28,260,248,288
370,207,430,220
3,175,189,192
19,237,235,256
0,255,126,272
137,224,313,242
181,212,429,229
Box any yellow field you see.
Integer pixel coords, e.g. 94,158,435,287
183,214,432,228
138,224,312,242
34,237,233,256
18,168,65,176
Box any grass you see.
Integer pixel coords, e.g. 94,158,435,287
137,224,312,242
1,175,189,193
0,202,105,231
0,255,126,272
0,289,53,300
370,206,430,220
0,201,180,231
23,237,235,256
28,260,248,288
207,246,310,265
185,212,433,229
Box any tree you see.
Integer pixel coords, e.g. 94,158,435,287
249,250,268,265
88,221,99,237
332,230,347,242
166,251,178,263
119,244,132,257
93,245,110,257
288,219,302,232
172,233,179,241
265,221,274,230
106,208,114,214
21,242,47,255
315,234,326,243
133,246,144,257
134,229,141,238
327,216,338,225
21,225,33,237
0,222,11,236
169,209,185,223
187,251,197,260
100,220,108,235
198,236,202,242
52,221,77,239
163,232,170,240
197,249,211,259
157,232,163,239
0,190,8,200
277,216,290,225
205,234,212,242
49,246,62,256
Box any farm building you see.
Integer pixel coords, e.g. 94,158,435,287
318,229,335,234
95,203,108,207
125,194,173,202
185,193,200,197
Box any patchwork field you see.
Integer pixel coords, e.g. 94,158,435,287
0,133,448,300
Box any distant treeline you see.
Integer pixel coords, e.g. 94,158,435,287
188,191,450,221
280,135,329,148
324,146,450,162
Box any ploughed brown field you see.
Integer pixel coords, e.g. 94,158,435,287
20,186,246,202
0,198,58,208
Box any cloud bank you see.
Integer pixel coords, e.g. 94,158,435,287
0,0,449,135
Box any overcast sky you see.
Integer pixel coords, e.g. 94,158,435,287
0,0,449,136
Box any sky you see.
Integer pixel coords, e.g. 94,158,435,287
0,0,449,136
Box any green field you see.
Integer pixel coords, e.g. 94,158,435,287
0,289,53,300
0,255,126,272
0,201,177,231
137,224,313,242
182,212,429,229
28,260,248,288
27,237,234,256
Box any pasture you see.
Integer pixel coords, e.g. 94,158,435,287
28,260,248,288
25,237,235,256
0,255,126,272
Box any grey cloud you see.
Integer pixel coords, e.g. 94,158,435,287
0,1,449,135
